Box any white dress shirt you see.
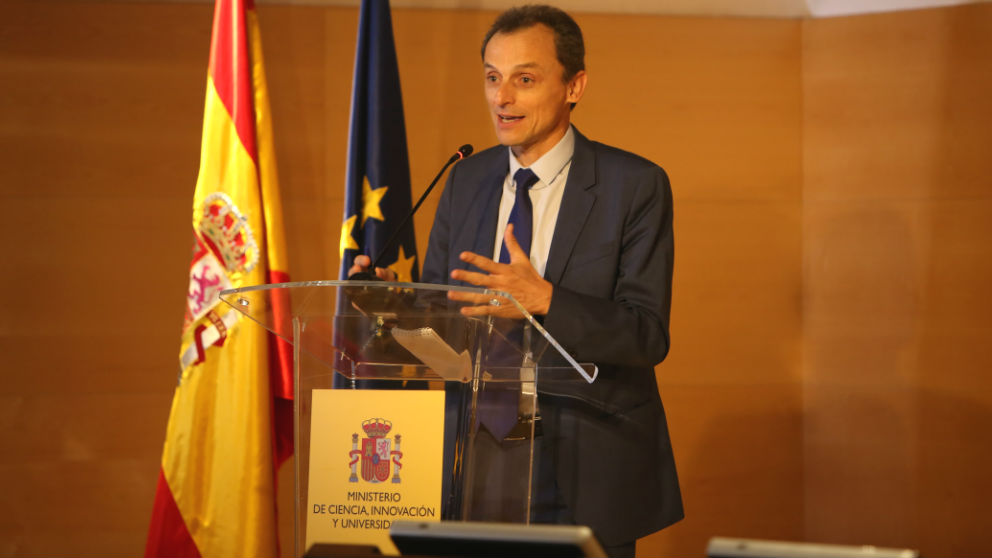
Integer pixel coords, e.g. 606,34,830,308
493,126,575,277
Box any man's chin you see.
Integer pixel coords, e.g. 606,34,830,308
493,131,524,148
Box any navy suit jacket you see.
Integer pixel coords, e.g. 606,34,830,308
422,128,683,545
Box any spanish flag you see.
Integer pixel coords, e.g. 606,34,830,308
145,0,292,556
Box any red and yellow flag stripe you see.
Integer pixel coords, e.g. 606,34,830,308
146,1,291,556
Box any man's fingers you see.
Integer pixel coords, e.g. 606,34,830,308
348,255,372,277
448,291,497,317
347,255,397,281
502,224,525,259
503,224,536,268
458,302,523,319
447,290,493,304
458,250,501,274
450,268,497,288
458,304,497,317
448,289,526,319
348,265,365,276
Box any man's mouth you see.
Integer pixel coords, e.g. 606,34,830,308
498,114,523,123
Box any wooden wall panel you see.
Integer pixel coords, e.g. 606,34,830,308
3,1,989,557
0,2,212,555
802,5,992,556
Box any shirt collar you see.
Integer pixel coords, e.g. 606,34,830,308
507,125,575,190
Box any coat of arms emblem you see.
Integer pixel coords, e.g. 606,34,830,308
179,192,260,372
348,418,403,484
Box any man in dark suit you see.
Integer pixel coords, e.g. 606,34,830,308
354,5,681,556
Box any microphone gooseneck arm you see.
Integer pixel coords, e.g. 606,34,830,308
368,144,474,271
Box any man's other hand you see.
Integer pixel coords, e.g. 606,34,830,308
348,255,397,281
448,224,553,318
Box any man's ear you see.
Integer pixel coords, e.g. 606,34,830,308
566,70,588,104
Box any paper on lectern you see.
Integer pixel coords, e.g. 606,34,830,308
391,327,472,382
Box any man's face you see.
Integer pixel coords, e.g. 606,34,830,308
483,24,586,166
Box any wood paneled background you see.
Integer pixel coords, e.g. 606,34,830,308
1,1,989,556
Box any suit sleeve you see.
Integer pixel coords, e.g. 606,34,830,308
542,164,674,369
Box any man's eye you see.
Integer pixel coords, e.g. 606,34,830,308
521,76,533,84
486,75,498,83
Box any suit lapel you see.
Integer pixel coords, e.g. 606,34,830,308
465,150,508,273
545,130,597,284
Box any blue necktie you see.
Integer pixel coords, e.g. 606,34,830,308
499,168,539,264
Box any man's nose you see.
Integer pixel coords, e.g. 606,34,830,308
494,82,513,105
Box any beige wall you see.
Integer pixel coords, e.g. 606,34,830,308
802,6,992,556
0,1,988,556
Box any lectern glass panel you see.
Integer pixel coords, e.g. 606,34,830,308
220,281,594,556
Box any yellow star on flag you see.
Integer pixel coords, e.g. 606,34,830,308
339,214,359,258
362,176,388,227
388,245,417,283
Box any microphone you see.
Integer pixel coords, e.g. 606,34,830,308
349,144,473,281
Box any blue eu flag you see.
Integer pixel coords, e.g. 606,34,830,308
339,0,418,282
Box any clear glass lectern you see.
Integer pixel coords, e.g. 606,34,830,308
220,281,596,556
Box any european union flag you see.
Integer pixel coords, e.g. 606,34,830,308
339,0,418,281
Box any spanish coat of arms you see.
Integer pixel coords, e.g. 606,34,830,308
348,418,403,483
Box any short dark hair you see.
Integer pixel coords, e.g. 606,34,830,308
481,4,585,83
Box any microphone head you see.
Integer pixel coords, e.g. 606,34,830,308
457,144,474,159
